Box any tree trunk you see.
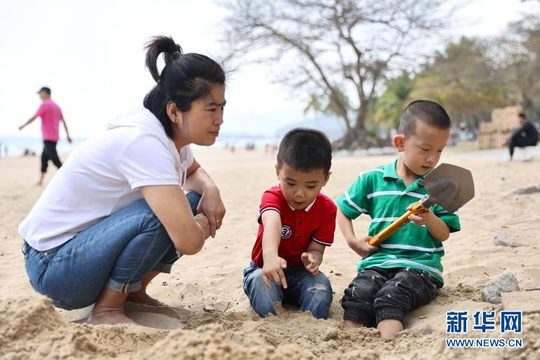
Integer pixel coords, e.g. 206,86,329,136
332,127,380,150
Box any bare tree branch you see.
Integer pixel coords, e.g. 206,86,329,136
216,0,456,149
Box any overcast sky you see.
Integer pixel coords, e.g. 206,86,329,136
1,0,538,139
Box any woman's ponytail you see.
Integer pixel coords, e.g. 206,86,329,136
144,36,183,82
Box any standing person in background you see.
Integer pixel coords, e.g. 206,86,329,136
504,112,539,161
19,86,72,186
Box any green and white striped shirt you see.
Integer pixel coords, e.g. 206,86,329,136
337,159,461,283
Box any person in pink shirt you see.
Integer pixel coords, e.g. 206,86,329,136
19,87,72,185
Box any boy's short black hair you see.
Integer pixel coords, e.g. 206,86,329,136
398,100,451,136
518,112,526,119
277,128,332,175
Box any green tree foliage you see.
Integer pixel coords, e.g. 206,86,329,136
411,37,506,130
495,14,540,118
373,72,415,134
378,11,540,134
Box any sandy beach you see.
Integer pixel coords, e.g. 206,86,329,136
1,145,539,359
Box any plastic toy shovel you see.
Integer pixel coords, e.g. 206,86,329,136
368,163,475,246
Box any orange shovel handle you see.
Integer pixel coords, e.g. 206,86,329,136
368,202,428,247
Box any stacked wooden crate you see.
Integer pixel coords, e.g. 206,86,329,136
477,106,522,149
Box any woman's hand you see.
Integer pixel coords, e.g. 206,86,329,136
197,186,226,238
184,161,226,238
194,213,211,240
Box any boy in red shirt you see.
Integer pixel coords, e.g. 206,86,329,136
243,128,336,319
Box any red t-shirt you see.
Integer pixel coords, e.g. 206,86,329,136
251,186,337,268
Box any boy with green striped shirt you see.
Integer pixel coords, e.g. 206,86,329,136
337,100,460,339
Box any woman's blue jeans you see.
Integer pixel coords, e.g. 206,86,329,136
22,192,201,310
243,262,333,319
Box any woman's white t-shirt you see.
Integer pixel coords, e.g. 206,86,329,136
19,108,194,251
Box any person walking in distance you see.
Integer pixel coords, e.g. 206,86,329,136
19,86,72,185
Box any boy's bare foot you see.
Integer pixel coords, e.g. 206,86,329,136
126,292,168,307
87,309,136,325
343,319,362,328
377,319,403,339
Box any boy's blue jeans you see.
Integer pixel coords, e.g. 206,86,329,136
243,262,333,319
22,192,201,310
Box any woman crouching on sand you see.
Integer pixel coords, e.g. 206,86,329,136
18,35,226,325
